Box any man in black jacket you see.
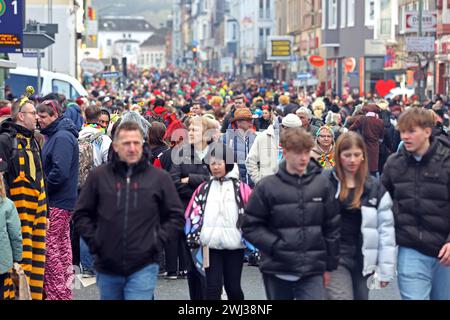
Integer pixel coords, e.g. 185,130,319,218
382,107,450,300
242,127,340,300
74,121,184,300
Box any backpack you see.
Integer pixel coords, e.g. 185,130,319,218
78,132,103,189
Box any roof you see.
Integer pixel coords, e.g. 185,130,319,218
141,33,166,47
99,16,156,32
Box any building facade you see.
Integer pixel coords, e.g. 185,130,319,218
322,0,386,96
97,16,155,66
8,0,80,77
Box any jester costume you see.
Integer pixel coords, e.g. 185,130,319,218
0,119,47,300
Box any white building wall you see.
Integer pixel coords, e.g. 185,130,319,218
9,3,77,77
98,31,154,60
139,46,167,69
239,0,275,65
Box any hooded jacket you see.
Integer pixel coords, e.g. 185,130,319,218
41,117,79,210
64,103,84,131
73,152,185,276
0,197,23,274
242,161,340,278
245,123,280,184
381,136,450,258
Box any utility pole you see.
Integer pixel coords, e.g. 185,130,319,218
417,0,424,102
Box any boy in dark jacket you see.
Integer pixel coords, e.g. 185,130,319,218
242,127,340,300
381,107,450,300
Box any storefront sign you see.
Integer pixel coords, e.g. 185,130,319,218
308,55,325,67
267,36,294,61
405,11,437,33
344,58,356,73
406,37,435,52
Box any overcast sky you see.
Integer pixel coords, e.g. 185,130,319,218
93,0,173,28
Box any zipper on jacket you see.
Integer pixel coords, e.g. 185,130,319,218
133,182,138,209
116,183,122,208
414,162,423,241
123,167,132,271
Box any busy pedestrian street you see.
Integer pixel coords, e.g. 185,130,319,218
0,0,449,304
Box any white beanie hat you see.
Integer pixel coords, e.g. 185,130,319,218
282,114,302,128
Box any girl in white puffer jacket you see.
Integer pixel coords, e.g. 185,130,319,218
185,144,252,300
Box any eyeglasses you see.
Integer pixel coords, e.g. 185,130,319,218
20,111,37,116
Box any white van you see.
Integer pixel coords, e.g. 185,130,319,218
5,67,88,99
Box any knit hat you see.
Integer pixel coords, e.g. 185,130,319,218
282,114,302,128
0,106,11,117
232,108,253,122
279,95,290,105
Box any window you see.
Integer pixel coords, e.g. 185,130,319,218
5,74,41,98
365,0,375,26
232,23,237,41
347,0,355,27
126,45,131,53
266,0,271,19
107,39,112,46
259,28,264,49
52,79,71,99
341,0,347,28
260,0,264,19
203,23,207,39
328,0,337,29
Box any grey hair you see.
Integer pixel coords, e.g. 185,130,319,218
296,107,312,119
120,111,152,138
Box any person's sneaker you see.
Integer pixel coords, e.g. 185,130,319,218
177,270,188,279
165,272,178,280
82,267,96,278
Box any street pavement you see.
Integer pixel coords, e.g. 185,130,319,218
74,265,401,300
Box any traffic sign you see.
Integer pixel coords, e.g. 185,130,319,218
23,32,55,49
23,50,45,58
297,72,312,80
406,37,435,53
0,0,24,53
24,23,58,37
80,58,105,74
100,71,121,79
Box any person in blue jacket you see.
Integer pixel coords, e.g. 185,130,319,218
37,99,79,300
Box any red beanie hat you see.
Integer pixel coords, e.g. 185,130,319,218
0,106,11,117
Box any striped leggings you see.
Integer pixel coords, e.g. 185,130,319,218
44,207,73,300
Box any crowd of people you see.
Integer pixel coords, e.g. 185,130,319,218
0,67,449,300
